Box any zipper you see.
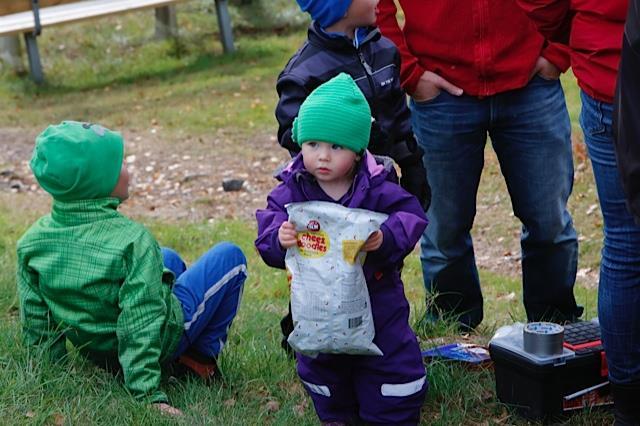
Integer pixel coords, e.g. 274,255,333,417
357,50,379,120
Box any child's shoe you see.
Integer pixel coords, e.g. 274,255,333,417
172,349,220,384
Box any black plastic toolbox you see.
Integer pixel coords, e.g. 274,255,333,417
489,321,611,421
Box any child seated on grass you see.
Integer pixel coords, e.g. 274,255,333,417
17,121,247,416
256,74,428,425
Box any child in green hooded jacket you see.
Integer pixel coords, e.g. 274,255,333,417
17,121,247,415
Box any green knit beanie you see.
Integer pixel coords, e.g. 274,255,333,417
30,121,124,201
292,73,371,153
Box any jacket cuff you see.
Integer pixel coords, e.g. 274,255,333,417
270,230,287,268
146,390,169,404
392,141,423,168
541,41,571,73
403,64,426,96
366,224,396,268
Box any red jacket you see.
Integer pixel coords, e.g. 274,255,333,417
515,0,628,103
377,0,571,97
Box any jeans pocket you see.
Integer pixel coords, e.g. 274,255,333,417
534,73,559,82
585,122,607,136
580,90,611,137
412,90,444,106
581,105,607,136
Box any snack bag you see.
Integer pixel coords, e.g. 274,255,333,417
285,201,388,357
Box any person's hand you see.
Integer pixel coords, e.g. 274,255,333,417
400,163,431,211
412,70,463,102
362,230,384,252
153,403,183,417
530,56,561,80
278,221,298,249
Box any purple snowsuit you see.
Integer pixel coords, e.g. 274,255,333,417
256,152,428,425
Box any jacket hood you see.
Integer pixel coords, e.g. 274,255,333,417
275,150,398,190
308,21,381,51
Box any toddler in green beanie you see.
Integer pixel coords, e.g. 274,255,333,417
291,72,372,200
18,122,248,416
256,74,429,424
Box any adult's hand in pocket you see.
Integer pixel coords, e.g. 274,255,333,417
413,70,463,102
530,56,561,80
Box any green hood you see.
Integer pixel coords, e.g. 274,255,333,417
31,121,124,201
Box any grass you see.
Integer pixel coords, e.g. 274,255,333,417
0,4,611,425
0,198,608,425
0,2,293,134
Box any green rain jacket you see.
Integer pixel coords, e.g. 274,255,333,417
17,197,184,403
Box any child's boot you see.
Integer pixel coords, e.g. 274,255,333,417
175,349,220,384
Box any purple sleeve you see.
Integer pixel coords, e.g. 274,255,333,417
255,186,290,269
366,184,428,267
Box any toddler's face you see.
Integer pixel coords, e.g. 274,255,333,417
301,141,359,184
345,0,379,28
110,161,130,201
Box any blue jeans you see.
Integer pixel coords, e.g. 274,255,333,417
410,76,581,329
580,91,640,385
162,242,247,359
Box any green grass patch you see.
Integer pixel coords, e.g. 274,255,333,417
0,6,306,135
0,200,609,424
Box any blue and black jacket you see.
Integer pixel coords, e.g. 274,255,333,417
275,22,425,176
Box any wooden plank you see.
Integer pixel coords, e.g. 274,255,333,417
0,1,78,16
0,0,186,35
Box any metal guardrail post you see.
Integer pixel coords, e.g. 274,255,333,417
215,0,235,53
26,0,44,84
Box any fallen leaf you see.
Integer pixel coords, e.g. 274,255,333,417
52,412,65,425
293,403,306,417
264,400,280,413
577,267,593,278
497,292,516,301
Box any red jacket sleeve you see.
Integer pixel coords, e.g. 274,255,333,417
516,0,573,42
541,41,571,72
516,1,572,71
376,0,425,95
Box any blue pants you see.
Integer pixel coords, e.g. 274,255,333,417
162,242,247,358
580,91,640,385
410,76,581,328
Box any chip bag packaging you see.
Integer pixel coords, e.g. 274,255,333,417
285,201,388,357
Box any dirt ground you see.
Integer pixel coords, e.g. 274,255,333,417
0,127,290,221
0,127,598,288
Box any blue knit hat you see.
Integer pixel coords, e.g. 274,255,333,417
296,0,352,28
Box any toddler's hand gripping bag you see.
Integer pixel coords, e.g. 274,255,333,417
285,201,388,357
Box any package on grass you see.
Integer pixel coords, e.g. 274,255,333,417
285,201,388,357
